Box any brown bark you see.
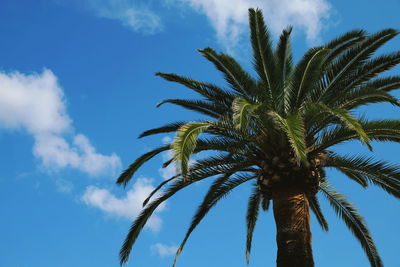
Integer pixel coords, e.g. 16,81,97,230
272,188,314,267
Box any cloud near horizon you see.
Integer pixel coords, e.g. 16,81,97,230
82,177,166,231
0,69,121,176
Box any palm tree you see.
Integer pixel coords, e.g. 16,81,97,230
116,8,400,267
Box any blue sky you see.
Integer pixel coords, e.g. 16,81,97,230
0,0,399,266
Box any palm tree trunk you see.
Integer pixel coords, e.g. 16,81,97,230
272,188,314,267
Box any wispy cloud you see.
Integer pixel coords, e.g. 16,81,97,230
0,69,121,176
179,0,332,50
82,177,165,231
84,0,163,34
151,243,178,257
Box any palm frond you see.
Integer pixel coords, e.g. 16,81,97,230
120,175,209,265
308,194,329,231
232,98,261,129
172,122,211,175
248,8,275,102
323,29,366,64
369,76,400,92
275,27,293,114
308,103,371,150
139,121,186,138
320,181,383,267
155,72,235,107
198,47,257,99
312,119,400,152
269,111,307,163
326,154,400,198
142,175,179,207
339,88,400,110
291,47,330,110
261,196,270,211
173,173,256,267
319,29,399,102
341,52,400,92
157,99,222,118
116,144,170,187
246,184,262,264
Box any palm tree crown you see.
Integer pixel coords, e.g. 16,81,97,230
116,8,400,267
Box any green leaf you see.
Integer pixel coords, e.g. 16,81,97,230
308,194,329,231
268,111,308,163
157,99,222,118
320,182,383,267
313,119,400,152
232,98,261,129
319,29,399,102
292,47,330,109
246,185,261,264
309,103,371,150
325,154,400,198
198,47,256,99
172,122,211,176
248,8,275,101
116,145,170,187
155,72,235,108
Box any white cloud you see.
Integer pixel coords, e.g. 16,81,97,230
0,69,121,176
82,177,165,231
151,243,178,257
84,0,163,34
179,0,332,49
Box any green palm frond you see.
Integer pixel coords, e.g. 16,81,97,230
232,98,261,129
323,29,366,64
157,99,222,118
320,182,383,267
326,154,400,197
275,26,293,85
172,122,211,176
339,88,400,110
173,173,256,267
142,175,179,207
246,184,261,264
268,111,307,163
291,47,330,110
368,76,400,92
319,29,399,102
198,47,257,99
155,72,235,107
274,26,293,114
308,194,329,231
341,52,400,92
308,103,371,150
313,119,400,152
116,144,170,187
139,121,187,138
248,8,275,102
119,169,229,265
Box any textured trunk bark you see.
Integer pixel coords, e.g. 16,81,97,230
273,188,314,267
